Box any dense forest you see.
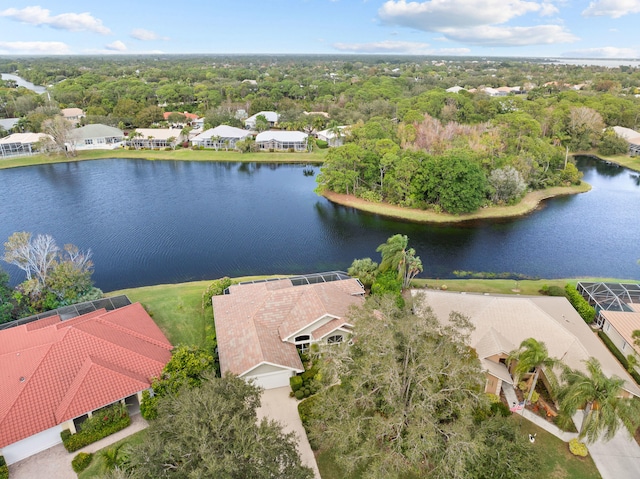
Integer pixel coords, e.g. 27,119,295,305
1,55,639,213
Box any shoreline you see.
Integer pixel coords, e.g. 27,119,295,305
0,148,327,170
321,182,592,224
577,150,640,172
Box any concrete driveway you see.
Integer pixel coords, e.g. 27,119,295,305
573,414,640,479
257,387,321,479
8,413,148,479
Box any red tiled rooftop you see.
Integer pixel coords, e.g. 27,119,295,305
0,303,172,448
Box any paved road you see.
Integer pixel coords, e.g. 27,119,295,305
257,387,321,479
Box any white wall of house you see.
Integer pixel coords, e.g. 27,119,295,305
1,424,62,465
243,364,297,389
603,319,633,355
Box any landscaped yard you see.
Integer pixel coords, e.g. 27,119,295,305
77,429,147,479
315,416,600,479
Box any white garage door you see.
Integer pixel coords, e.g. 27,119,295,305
2,425,62,465
246,370,293,390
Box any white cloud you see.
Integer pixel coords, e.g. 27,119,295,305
0,6,110,34
130,28,168,41
331,40,470,55
582,0,640,18
0,41,70,54
378,0,575,46
443,25,578,46
333,40,433,54
105,40,127,52
562,46,639,58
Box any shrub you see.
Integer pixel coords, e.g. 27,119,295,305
569,438,589,457
290,375,303,392
517,381,529,392
140,390,159,420
61,404,131,452
295,390,305,400
0,456,7,479
202,277,233,307
316,139,328,149
72,452,93,473
490,401,511,417
565,284,596,324
530,390,540,403
486,393,500,403
598,331,640,385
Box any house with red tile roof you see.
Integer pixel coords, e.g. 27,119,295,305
212,274,364,389
0,302,172,465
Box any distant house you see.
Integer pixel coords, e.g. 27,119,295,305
60,108,85,125
244,111,279,130
612,126,640,156
255,130,307,151
316,126,347,147
163,111,199,127
130,128,182,148
0,132,53,158
191,125,252,150
212,273,364,389
446,86,466,93
0,302,172,465
413,290,640,399
68,124,124,151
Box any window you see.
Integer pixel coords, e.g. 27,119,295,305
294,335,310,352
327,335,343,344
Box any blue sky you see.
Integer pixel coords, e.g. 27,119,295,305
0,1,639,58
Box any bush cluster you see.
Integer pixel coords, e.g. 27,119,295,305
564,284,596,324
202,277,233,308
290,366,320,400
569,438,589,457
71,452,93,473
61,404,130,452
539,284,566,296
597,331,640,385
0,455,7,479
316,139,328,149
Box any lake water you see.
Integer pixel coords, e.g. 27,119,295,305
1,73,47,94
0,157,638,292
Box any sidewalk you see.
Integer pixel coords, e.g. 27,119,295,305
502,383,576,441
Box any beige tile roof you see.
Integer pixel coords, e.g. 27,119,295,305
213,279,364,377
601,310,640,355
413,290,640,398
311,318,351,339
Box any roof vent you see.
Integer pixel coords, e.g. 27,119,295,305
19,377,25,382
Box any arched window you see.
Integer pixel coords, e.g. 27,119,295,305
294,335,311,352
327,335,343,344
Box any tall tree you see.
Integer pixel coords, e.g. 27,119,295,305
308,295,530,479
0,267,15,323
557,357,640,443
376,234,423,289
128,373,313,479
508,338,558,403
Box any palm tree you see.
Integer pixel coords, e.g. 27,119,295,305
376,234,423,290
508,338,558,404
101,443,126,471
557,357,640,443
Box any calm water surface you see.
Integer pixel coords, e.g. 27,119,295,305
0,157,638,291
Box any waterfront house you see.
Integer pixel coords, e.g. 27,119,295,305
0,302,172,465
413,290,640,399
130,128,182,149
191,125,252,149
255,130,308,151
212,273,364,389
316,126,347,147
0,132,53,158
612,126,640,156
61,108,85,126
68,124,125,151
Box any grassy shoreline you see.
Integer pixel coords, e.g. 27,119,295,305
578,150,640,172
321,182,592,224
0,148,327,169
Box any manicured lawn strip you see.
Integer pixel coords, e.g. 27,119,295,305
511,415,601,479
106,276,286,347
77,429,148,479
0,148,327,170
411,277,637,296
322,182,591,224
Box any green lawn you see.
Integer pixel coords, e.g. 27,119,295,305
0,148,327,170
77,429,147,479
315,417,600,479
107,275,285,347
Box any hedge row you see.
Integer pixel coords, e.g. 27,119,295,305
597,331,640,385
0,455,8,479
564,284,596,324
61,407,131,452
71,452,93,473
